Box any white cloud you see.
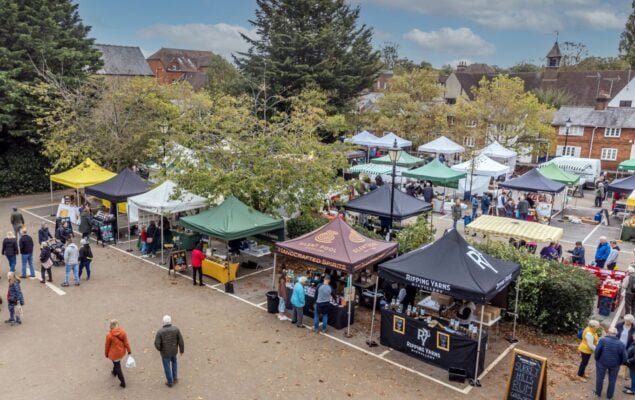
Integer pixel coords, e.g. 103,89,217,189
357,0,627,32
137,23,256,60
404,27,495,56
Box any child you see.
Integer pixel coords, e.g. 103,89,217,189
139,225,148,255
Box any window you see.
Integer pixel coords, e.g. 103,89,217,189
558,125,584,136
464,120,477,128
556,145,581,157
463,136,475,147
604,127,621,138
620,100,632,107
447,116,455,126
600,148,618,161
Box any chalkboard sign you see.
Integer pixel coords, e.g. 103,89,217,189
504,349,547,400
169,250,188,275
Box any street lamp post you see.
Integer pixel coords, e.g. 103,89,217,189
562,117,572,156
387,139,402,240
159,123,169,176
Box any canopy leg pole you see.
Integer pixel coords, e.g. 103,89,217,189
346,274,353,338
76,188,80,207
50,180,55,217
441,186,447,215
271,253,277,290
127,206,133,252
160,215,165,265
548,194,554,225
508,277,520,343
366,278,380,347
472,304,485,387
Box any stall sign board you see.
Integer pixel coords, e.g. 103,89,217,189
170,250,188,273
504,349,547,400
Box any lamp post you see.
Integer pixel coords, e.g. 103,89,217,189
159,123,169,176
387,139,402,240
562,117,572,156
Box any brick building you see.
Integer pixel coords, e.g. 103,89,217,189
553,97,635,171
146,48,214,90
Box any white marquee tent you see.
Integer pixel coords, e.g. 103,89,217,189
374,132,412,149
479,141,517,173
417,136,465,154
451,154,510,177
349,130,380,147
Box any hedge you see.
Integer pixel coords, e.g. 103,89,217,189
286,213,329,239
0,139,50,197
474,240,598,335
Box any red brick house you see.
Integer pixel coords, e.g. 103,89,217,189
146,48,214,90
553,97,635,170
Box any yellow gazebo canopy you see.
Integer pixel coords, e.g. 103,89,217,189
467,215,563,242
627,190,635,209
50,158,116,189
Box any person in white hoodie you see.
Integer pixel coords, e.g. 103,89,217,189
63,238,80,287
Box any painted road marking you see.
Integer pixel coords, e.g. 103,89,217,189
33,271,66,296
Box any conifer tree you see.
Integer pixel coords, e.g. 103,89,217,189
620,1,635,67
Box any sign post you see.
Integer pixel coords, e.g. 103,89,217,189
504,349,548,400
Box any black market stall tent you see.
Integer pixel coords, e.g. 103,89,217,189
343,184,432,220
376,229,520,382
608,175,635,194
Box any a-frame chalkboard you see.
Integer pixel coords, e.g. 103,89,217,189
504,349,547,400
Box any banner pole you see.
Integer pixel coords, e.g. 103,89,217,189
346,274,353,337
472,304,485,387
366,278,380,347
271,253,277,290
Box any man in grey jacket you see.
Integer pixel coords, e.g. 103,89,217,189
62,239,80,287
154,315,184,387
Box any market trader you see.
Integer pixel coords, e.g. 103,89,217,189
314,275,334,334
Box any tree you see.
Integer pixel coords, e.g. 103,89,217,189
572,56,629,71
560,41,589,68
380,42,400,70
396,214,434,253
509,61,541,73
236,0,381,112
452,75,555,155
620,1,635,67
206,54,245,96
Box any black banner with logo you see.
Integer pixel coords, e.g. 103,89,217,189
379,309,487,379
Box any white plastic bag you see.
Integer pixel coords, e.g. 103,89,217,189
125,354,136,369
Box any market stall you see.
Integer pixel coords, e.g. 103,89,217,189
538,163,581,200
479,141,517,173
417,136,465,162
50,158,116,212
377,230,520,383
127,180,207,264
402,159,466,212
373,132,412,149
370,152,425,168
465,215,564,243
622,191,635,241
499,169,566,223
179,196,284,281
348,163,409,184
349,130,380,147
451,154,509,199
274,217,398,334
85,168,151,243
618,159,635,171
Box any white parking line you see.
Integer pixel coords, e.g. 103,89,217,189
32,271,66,296
379,349,391,357
582,223,603,245
257,301,267,307
210,266,273,288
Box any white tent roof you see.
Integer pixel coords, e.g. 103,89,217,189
479,141,516,159
451,154,510,177
349,130,379,147
375,132,412,148
127,180,207,222
417,136,465,154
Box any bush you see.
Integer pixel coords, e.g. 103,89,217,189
396,214,434,254
0,139,50,197
474,240,598,335
352,223,384,240
286,213,329,239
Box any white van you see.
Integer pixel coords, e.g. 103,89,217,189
540,157,602,189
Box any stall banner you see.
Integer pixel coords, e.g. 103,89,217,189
380,309,485,379
56,204,81,225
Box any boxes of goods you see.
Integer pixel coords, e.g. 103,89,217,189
431,292,453,306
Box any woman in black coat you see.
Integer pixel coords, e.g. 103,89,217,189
146,221,159,258
625,332,635,395
2,231,19,273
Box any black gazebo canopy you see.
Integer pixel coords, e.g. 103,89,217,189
343,185,432,220
499,168,565,194
608,175,635,194
378,229,520,303
85,168,151,204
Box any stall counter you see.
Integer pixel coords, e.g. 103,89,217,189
202,257,238,284
285,285,354,330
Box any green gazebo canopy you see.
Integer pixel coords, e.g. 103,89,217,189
371,152,425,168
538,163,579,185
619,159,635,171
179,196,284,241
402,159,466,188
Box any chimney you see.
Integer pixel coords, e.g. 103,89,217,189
595,91,610,111
456,61,467,72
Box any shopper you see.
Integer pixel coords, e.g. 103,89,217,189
422,182,434,203
139,224,148,255
154,315,185,388
595,183,605,208
38,223,52,244
2,231,19,273
540,242,558,260
451,198,462,230
577,319,600,380
470,194,479,221
277,267,289,320
19,228,35,278
617,315,635,350
104,319,131,388
290,276,307,328
624,332,635,395
10,207,24,238
481,193,491,216
517,196,530,220
190,243,204,286
78,238,93,280
568,241,586,265
39,242,53,283
78,206,92,238
606,240,620,270
56,221,73,245
595,237,611,269
146,221,158,258
314,275,333,334
594,327,627,399
63,239,80,287
505,199,516,218
553,241,563,262
624,267,635,315
5,272,24,326
497,191,507,216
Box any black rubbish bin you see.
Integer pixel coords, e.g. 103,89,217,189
266,291,279,314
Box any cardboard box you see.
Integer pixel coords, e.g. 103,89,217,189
431,292,453,306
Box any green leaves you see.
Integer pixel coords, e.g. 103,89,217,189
395,214,434,254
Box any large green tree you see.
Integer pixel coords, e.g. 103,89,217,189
620,1,635,66
236,0,381,112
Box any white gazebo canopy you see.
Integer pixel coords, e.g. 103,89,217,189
417,136,465,154
127,180,207,222
479,140,517,174
451,154,510,177
374,132,412,149
349,130,380,147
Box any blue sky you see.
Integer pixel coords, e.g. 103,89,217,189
76,0,631,68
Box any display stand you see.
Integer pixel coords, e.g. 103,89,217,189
169,249,188,277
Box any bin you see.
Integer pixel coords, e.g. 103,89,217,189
266,291,279,314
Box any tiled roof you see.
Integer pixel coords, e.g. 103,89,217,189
147,48,214,72
553,106,635,128
546,42,562,58
180,72,209,91
93,44,154,76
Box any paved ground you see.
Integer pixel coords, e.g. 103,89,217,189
0,190,629,399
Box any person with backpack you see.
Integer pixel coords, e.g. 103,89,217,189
39,242,53,283
314,275,334,334
623,266,635,315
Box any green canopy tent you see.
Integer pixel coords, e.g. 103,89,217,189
402,159,466,188
538,163,580,186
619,159,635,171
179,196,285,241
371,152,425,168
